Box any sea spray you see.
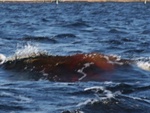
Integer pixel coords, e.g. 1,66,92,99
135,57,150,71
7,44,48,61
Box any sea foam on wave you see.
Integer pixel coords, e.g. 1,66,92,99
135,57,150,71
7,44,48,61
77,86,118,107
84,86,115,100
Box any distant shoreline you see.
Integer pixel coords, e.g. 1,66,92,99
0,0,149,3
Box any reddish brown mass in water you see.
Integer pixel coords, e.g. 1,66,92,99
3,53,125,82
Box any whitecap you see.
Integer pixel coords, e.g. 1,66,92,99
84,86,104,92
77,99,99,107
84,86,116,101
134,57,150,71
7,43,48,61
136,61,150,71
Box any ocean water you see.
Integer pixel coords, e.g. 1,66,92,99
0,2,150,113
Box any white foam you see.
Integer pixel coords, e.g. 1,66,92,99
0,54,6,65
95,89,115,101
136,61,150,71
84,86,115,101
78,62,94,81
78,86,116,107
84,86,104,92
7,44,47,61
134,57,150,71
109,54,121,61
77,99,99,107
108,54,125,65
104,81,113,85
103,90,114,99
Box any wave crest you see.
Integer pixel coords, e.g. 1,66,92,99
7,44,48,61
136,57,150,71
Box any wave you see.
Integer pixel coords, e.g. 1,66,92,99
64,21,90,28
3,36,57,44
54,33,77,38
109,28,127,34
1,44,150,82
22,36,57,43
142,30,150,34
70,82,150,113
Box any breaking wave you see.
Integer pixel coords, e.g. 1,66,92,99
64,82,150,113
1,44,150,82
6,44,48,61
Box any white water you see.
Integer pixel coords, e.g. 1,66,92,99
7,44,48,61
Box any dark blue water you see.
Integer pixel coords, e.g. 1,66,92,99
0,2,150,113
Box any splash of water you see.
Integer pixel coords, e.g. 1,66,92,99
77,86,117,107
84,86,116,100
7,44,48,61
135,57,150,71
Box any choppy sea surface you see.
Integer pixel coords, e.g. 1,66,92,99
0,2,150,113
